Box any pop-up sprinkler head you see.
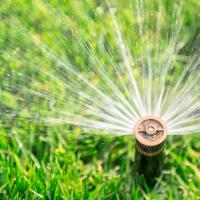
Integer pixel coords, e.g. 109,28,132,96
135,116,167,155
134,116,168,186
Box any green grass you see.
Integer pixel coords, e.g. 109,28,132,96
1,131,200,199
0,0,200,199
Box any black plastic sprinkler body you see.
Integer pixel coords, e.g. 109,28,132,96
134,116,168,186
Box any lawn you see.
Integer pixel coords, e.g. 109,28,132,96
0,0,200,199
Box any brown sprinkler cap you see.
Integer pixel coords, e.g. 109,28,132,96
134,116,168,148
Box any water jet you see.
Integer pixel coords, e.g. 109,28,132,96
1,1,200,197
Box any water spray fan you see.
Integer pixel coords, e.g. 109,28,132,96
2,0,200,194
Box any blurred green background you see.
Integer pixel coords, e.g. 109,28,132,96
0,0,200,199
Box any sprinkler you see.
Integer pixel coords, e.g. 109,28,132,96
134,116,167,186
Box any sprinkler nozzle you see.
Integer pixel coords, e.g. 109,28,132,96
134,116,167,155
134,116,168,186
